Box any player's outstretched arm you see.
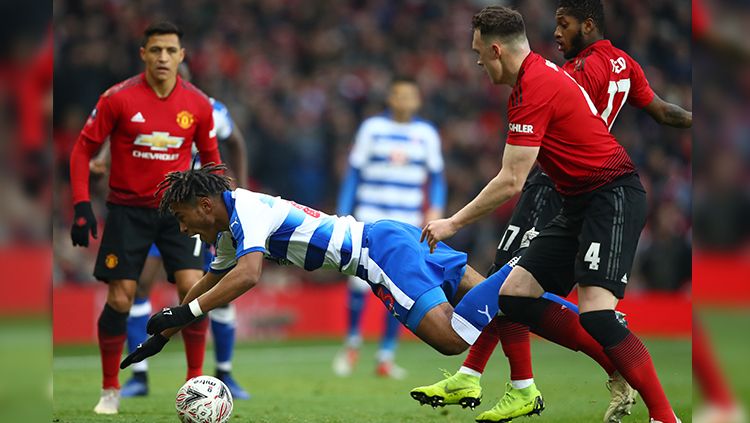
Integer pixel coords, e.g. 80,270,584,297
643,93,692,128
146,251,263,335
179,271,226,310
421,144,538,252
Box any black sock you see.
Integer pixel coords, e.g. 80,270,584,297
132,370,147,382
498,295,554,328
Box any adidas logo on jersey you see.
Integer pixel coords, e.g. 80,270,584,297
131,112,145,123
621,273,628,284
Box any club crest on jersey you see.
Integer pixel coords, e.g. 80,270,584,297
134,132,185,151
105,254,118,269
176,110,195,129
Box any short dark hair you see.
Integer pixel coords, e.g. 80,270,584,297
558,0,605,35
471,6,526,41
156,163,231,214
141,21,183,47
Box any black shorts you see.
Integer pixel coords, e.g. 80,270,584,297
488,169,562,276
94,203,204,283
516,173,647,299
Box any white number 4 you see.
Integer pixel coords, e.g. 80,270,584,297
584,242,601,270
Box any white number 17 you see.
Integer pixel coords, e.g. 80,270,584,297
498,225,521,251
601,79,631,129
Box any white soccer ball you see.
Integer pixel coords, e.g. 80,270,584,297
175,376,233,423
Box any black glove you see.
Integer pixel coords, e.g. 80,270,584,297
120,334,169,369
70,201,98,247
146,304,198,335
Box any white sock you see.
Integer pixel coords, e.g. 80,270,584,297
216,361,232,372
511,378,534,389
457,366,482,378
132,359,148,373
346,335,362,349
376,349,394,363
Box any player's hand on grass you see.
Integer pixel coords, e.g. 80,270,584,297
146,304,198,335
120,334,169,369
70,201,97,247
421,218,458,253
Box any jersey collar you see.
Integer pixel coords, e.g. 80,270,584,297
140,72,182,100
574,39,612,60
515,51,539,87
222,190,235,219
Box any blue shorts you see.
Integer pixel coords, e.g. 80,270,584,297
148,242,215,273
356,220,467,330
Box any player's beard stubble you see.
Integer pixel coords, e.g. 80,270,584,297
564,30,586,60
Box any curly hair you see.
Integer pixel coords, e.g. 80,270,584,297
558,0,605,35
471,6,526,41
156,163,231,214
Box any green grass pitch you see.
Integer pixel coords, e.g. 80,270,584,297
54,335,692,422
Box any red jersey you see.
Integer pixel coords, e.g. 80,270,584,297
562,40,655,130
506,52,635,196
72,73,220,208
692,0,710,39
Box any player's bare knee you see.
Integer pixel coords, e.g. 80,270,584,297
106,280,136,312
498,266,544,297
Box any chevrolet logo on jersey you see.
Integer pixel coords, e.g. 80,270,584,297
134,132,185,151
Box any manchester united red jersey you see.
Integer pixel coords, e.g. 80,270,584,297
506,52,635,196
562,40,655,130
78,73,219,208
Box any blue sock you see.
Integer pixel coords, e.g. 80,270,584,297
210,305,236,373
347,289,366,342
378,312,401,360
127,296,151,373
452,264,511,344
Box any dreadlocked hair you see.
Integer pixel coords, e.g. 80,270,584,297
156,163,231,214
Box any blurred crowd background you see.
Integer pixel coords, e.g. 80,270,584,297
693,0,750,253
52,0,693,293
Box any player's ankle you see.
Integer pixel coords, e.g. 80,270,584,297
132,370,147,382
457,366,482,378
510,378,534,390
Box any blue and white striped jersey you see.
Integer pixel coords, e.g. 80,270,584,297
192,98,234,167
210,188,365,276
345,115,444,226
210,98,234,141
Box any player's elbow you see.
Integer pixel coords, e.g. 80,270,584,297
503,173,525,198
240,275,258,291
651,109,669,125
511,174,526,194
493,173,523,200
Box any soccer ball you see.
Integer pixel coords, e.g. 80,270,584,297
175,376,233,423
